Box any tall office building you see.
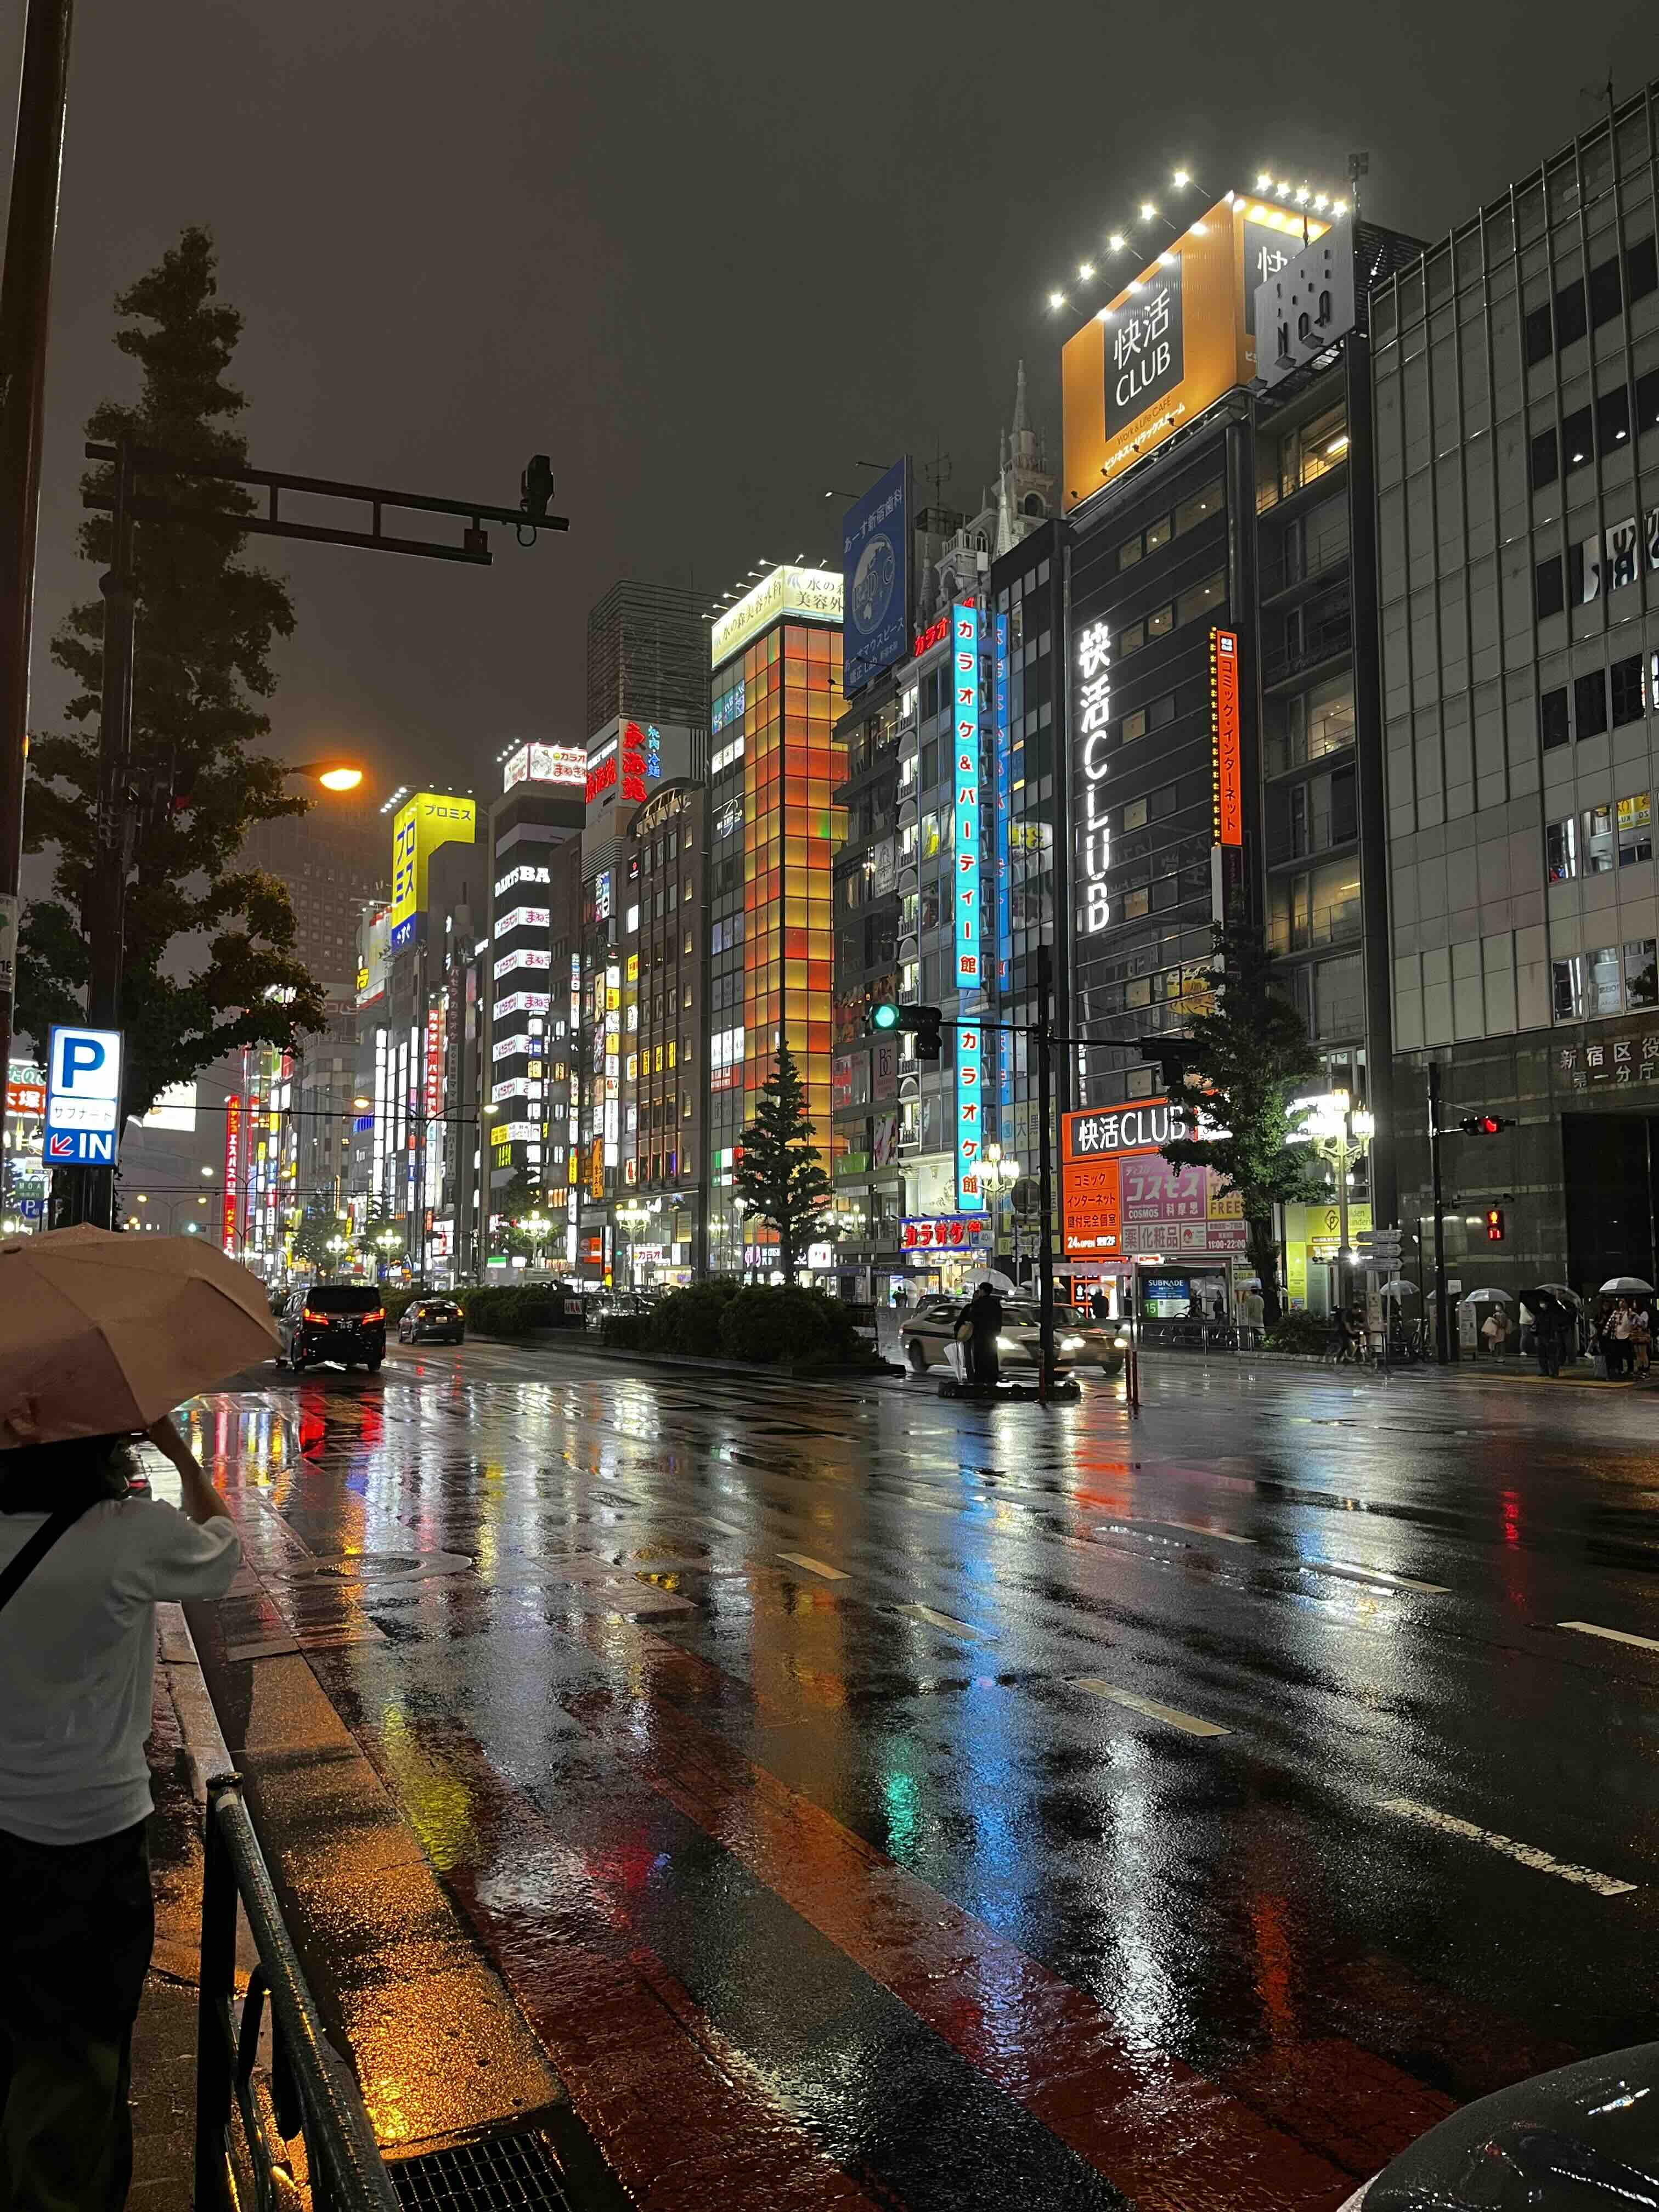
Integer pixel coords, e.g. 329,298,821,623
830,394,1059,1304
1056,185,1418,1319
574,582,710,1283
1373,81,1659,1301
241,795,386,993
586,581,710,736
705,565,844,1274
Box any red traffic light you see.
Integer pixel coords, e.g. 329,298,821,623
1458,1113,1512,1135
1485,1206,1505,1241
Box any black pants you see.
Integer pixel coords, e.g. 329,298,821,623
971,1329,1000,1389
0,1819,153,2212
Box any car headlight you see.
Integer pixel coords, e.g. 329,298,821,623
996,1335,1017,1352
1113,1335,1129,1348
1061,1334,1084,1351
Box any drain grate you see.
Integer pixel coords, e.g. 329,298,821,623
390,2130,573,2211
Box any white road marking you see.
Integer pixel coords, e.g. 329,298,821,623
1302,1561,1449,1596
1559,1619,1659,1654
1378,1796,1637,1897
1075,1680,1232,1737
776,1551,850,1582
901,1602,990,1640
1138,1517,1257,1546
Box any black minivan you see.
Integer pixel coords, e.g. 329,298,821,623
276,1284,386,1372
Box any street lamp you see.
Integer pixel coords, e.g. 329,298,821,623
982,1144,1022,1270
287,759,364,792
615,1198,654,1291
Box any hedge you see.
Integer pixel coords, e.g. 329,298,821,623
1265,1310,1330,1355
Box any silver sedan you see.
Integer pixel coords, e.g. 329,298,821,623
899,1297,1128,1377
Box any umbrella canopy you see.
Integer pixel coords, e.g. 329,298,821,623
1379,1278,1418,1299
1533,1282,1583,1305
1457,1287,1513,1306
0,1225,278,1449
1600,1276,1655,1295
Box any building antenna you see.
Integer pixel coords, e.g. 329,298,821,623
923,431,952,512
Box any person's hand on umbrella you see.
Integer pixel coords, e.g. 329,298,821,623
143,1415,231,1527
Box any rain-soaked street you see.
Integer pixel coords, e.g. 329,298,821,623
165,1342,1659,2209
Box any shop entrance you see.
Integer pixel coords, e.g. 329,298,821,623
1563,1114,1659,1294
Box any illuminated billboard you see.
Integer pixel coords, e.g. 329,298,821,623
1062,194,1327,510
1210,628,1242,846
389,792,476,950
712,565,842,668
503,742,585,792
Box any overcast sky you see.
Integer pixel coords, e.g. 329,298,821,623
3,1,1653,807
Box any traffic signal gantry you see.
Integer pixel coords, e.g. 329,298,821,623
866,1000,943,1060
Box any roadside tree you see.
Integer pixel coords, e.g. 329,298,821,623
15,227,323,1122
731,1043,835,1278
1157,923,1327,1324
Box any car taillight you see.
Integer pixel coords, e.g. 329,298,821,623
302,1308,320,1322
364,1308,384,1324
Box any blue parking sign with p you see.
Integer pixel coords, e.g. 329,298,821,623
45,1024,124,1165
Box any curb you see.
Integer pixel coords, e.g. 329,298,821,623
156,1599,234,1805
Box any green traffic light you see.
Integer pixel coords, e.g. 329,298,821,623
870,1003,901,1031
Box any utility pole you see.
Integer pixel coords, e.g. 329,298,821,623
1429,1060,1451,1363
0,0,75,1123
1035,943,1056,1403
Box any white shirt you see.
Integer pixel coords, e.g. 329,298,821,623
0,1497,241,1846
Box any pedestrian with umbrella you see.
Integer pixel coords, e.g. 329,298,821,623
0,1226,272,2210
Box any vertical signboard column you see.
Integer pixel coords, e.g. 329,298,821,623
1209,627,1242,921
222,1087,241,1254
953,601,985,1212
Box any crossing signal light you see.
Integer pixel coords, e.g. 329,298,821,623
1458,1113,1514,1135
865,1001,944,1062
1486,1206,1505,1242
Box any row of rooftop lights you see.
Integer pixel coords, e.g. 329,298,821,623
1046,170,1350,315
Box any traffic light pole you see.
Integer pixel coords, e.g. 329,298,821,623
53,438,567,1232
1429,1062,1451,1364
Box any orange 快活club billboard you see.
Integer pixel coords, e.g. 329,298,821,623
1061,193,1327,511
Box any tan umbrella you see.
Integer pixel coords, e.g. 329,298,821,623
0,1224,279,1449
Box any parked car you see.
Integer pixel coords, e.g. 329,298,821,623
899,1296,1128,1378
398,1296,465,1346
1338,2038,1659,2208
275,1284,386,1372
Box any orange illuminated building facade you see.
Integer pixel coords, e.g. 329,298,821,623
705,565,846,1273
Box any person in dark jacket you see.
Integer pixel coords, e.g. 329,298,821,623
957,1281,1004,1390
1532,1289,1570,1376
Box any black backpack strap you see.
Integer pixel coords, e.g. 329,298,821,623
0,1500,93,1616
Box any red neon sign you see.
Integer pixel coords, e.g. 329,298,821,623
222,1093,241,1252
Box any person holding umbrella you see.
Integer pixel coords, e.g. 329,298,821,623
0,1226,273,2210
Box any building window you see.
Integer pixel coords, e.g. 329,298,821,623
1147,603,1173,639
1176,570,1226,628
1618,792,1652,866
1535,556,1565,620
1589,252,1624,327
1627,941,1659,1009
1552,956,1583,1021
1583,804,1616,872
1540,687,1570,749
1561,404,1593,472
1556,277,1588,349
1529,427,1559,489
1575,669,1608,740
1525,302,1553,364
1545,817,1578,881
1597,383,1632,451
1612,656,1645,726
1122,888,1150,919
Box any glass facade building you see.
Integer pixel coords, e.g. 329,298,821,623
706,571,845,1274
1373,81,1659,1297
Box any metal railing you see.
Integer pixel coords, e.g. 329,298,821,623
195,1774,401,2212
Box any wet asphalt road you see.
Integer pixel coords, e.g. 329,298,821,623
171,1340,1659,2209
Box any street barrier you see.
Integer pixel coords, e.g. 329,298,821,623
195,1773,400,2212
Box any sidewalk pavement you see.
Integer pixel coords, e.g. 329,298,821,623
130,1637,209,2212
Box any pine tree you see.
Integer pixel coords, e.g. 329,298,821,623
1157,922,1328,1325
15,227,324,1123
731,1043,836,1276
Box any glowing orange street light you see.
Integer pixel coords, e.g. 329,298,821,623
287,759,365,793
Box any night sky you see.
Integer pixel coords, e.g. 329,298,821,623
3,1,1652,808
